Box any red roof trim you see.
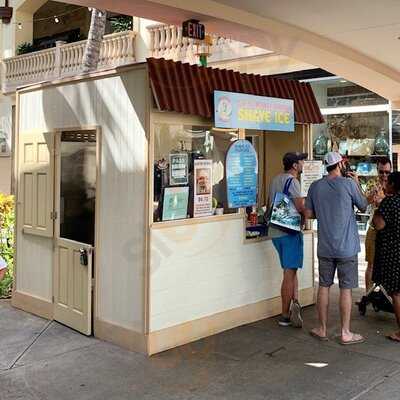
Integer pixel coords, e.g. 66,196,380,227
147,58,324,124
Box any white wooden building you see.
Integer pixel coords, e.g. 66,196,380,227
13,58,323,355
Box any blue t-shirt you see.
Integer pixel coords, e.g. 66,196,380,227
306,176,367,258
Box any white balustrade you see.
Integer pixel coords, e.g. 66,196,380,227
2,30,136,93
147,24,270,65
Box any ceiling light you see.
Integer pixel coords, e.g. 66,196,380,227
54,16,60,23
88,7,92,11
340,80,347,83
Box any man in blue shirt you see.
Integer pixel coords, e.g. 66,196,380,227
306,152,368,345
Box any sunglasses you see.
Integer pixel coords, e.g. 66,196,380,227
378,170,390,175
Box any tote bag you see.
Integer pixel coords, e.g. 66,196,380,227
269,178,301,232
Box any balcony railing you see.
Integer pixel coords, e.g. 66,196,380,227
147,24,269,65
2,30,136,93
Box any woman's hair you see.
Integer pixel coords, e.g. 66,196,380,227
388,171,400,193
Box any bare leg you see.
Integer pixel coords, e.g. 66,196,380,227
0,268,6,282
388,293,400,340
340,288,352,335
293,273,299,301
311,286,329,338
340,288,363,343
365,262,373,292
281,269,296,316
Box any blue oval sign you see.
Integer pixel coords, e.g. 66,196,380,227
226,139,258,208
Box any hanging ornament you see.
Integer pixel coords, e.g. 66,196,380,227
0,0,13,24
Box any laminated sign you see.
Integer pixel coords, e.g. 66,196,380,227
226,139,258,208
193,159,213,218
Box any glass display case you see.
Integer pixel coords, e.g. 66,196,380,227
306,77,392,233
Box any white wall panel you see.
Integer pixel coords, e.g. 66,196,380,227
18,68,147,331
150,219,313,332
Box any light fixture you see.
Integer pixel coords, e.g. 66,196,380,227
88,7,92,11
0,0,13,24
17,22,22,29
54,15,59,23
340,79,347,83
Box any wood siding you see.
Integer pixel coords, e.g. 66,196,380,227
17,68,148,332
149,219,314,332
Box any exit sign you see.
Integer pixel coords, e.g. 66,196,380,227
182,19,205,40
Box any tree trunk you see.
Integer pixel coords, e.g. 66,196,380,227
82,9,107,73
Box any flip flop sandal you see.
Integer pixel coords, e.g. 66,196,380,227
340,336,365,345
387,334,400,342
309,330,329,341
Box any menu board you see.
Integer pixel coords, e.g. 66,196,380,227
193,159,213,218
226,140,258,208
301,160,324,197
169,153,188,185
162,186,189,221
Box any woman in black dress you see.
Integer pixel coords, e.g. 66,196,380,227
373,171,400,341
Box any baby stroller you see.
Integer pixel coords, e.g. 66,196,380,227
356,284,394,316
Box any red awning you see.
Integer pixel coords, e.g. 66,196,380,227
147,57,324,124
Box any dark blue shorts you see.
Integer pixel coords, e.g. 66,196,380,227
272,232,304,270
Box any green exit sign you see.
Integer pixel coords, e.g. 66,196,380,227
182,19,205,40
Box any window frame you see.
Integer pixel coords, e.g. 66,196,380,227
149,111,246,228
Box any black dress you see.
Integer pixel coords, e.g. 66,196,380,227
373,194,400,294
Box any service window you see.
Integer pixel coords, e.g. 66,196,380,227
153,123,239,222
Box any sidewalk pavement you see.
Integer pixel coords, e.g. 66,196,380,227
1,282,400,400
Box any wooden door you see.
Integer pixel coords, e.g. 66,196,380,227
54,238,93,334
53,130,97,335
18,132,54,237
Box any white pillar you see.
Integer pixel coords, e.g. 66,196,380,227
135,18,161,63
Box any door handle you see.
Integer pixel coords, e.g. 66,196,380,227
79,249,88,266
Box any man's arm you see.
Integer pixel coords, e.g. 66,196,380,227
293,197,306,215
347,173,368,213
304,184,316,219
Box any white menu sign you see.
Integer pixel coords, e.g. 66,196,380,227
301,160,324,197
193,159,213,218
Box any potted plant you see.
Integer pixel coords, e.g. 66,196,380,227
109,15,133,33
16,42,34,55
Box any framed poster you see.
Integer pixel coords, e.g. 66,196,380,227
193,159,213,218
162,186,189,221
226,139,258,208
301,160,324,197
169,153,189,186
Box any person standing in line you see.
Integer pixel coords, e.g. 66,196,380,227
305,152,368,344
372,172,400,342
269,152,308,328
364,157,392,292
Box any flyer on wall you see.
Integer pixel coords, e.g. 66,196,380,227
301,160,324,197
193,159,213,218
